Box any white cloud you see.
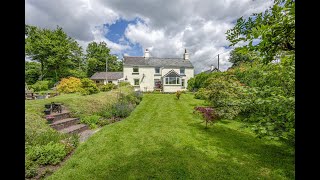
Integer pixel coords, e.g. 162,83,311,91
26,0,274,73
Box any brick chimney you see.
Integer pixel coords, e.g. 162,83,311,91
183,48,189,60
144,48,150,59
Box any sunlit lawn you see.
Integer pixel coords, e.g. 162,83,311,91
47,93,294,179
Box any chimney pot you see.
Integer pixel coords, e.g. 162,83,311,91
144,48,150,58
183,48,189,60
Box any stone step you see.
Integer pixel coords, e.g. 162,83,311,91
50,111,71,122
59,124,88,134
50,118,80,131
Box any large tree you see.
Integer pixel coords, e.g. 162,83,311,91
86,41,123,77
25,61,41,85
228,47,253,67
25,25,85,82
226,0,295,64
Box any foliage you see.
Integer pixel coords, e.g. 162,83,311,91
226,0,295,64
194,106,219,127
198,61,295,144
187,72,210,91
86,42,123,77
119,91,143,105
111,101,134,118
205,74,246,119
26,142,67,165
118,81,131,87
194,88,210,100
25,25,84,82
25,61,41,85
56,77,82,93
99,83,116,92
80,78,100,95
30,80,50,92
97,119,110,127
62,134,79,154
228,47,253,67
81,115,101,129
175,91,182,100
25,120,65,147
25,158,38,178
25,86,134,178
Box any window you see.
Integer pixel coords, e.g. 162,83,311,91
165,77,180,85
133,67,139,73
108,81,112,83
96,80,100,83
134,79,140,86
180,68,185,75
181,79,185,87
155,67,160,74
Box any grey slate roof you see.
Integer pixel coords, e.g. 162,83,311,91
123,56,194,68
90,72,123,80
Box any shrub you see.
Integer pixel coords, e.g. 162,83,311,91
194,106,219,128
80,78,100,95
194,88,210,100
25,126,65,146
26,142,67,165
80,115,101,129
118,81,131,87
111,101,134,118
119,91,142,105
25,158,38,178
97,119,110,127
30,81,50,92
57,77,82,93
101,111,113,119
176,91,182,99
99,83,116,92
61,133,79,154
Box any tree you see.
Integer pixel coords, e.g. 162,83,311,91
25,61,41,85
228,47,253,67
226,0,295,64
25,25,85,82
86,42,122,77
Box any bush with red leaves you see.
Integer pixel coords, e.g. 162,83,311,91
194,106,219,128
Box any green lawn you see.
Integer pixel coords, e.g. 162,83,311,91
47,93,294,179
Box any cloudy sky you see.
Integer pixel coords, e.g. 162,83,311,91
26,0,273,73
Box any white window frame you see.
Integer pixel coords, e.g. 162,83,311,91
164,77,181,85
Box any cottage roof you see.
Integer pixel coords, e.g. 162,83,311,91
90,72,123,80
123,56,194,68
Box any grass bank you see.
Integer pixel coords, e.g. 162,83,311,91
25,86,133,178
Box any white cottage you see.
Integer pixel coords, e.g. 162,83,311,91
123,49,194,92
90,72,123,85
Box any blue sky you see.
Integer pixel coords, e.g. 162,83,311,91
104,18,143,58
